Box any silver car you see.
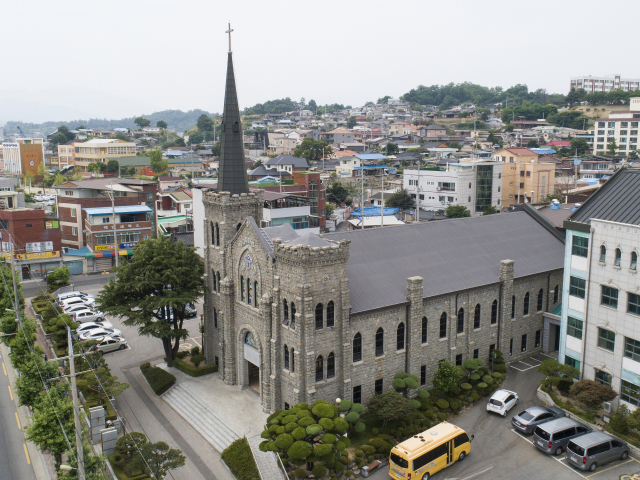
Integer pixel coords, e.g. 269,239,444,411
533,417,591,455
511,405,565,434
93,336,128,354
566,431,629,472
70,309,105,323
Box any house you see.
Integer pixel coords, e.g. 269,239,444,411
493,148,556,205
268,136,297,155
157,189,193,217
142,126,162,134
264,154,309,175
321,128,355,145
418,125,447,138
592,97,640,154
71,139,136,171
157,176,186,191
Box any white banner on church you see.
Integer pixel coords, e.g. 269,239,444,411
244,343,260,366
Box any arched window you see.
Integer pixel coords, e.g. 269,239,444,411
537,288,544,312
241,276,246,302
439,312,447,339
284,345,290,370
315,303,323,330
247,278,253,305
632,251,638,271
213,308,217,328
353,333,362,362
615,248,622,267
315,356,323,382
291,348,295,372
421,317,428,344
523,292,530,316
375,328,384,357
236,223,242,232
457,308,464,334
474,304,481,329
511,295,516,319
255,281,259,307
217,272,221,291
397,322,405,351
283,299,289,323
327,353,335,379
554,285,559,304
600,244,606,263
212,269,217,291
491,299,498,324
326,301,334,328
290,303,296,328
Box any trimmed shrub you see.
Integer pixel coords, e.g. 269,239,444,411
306,424,322,436
342,437,351,448
355,449,364,457
335,461,345,473
190,346,200,356
276,434,294,450
139,363,176,396
314,443,333,457
417,389,430,399
460,383,472,390
296,409,312,419
491,372,502,379
450,401,460,410
395,372,409,380
405,377,419,389
294,402,309,410
288,441,313,460
338,399,352,411
392,378,406,391
294,467,307,478
477,382,488,388
285,422,298,433
470,373,481,381
345,412,359,423
175,351,186,359
482,375,493,385
494,364,507,373
297,416,315,427
335,441,347,451
346,470,353,476
276,426,285,435
321,433,337,444
318,417,334,430
339,456,349,465
292,428,306,440
171,357,218,377
221,438,260,480
450,385,461,395
312,465,327,478
312,403,335,418
351,402,365,413
283,415,298,424
332,417,348,435
261,430,270,439
371,428,379,436
411,399,421,409
436,399,450,409
437,412,449,421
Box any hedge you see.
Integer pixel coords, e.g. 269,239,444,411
541,383,594,423
108,453,151,480
167,357,218,377
83,396,118,421
221,438,261,480
140,363,176,396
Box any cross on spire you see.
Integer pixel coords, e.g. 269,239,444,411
225,23,234,53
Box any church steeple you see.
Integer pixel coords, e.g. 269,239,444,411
217,27,248,195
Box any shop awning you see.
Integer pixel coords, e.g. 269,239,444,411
86,249,133,259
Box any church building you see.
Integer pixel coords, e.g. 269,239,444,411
201,46,566,413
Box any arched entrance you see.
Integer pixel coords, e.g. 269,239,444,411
242,330,261,395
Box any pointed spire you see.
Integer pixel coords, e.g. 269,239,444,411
217,49,249,195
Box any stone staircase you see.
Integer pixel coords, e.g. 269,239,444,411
163,383,239,452
247,434,287,480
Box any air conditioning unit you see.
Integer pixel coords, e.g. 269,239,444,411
603,402,612,413
436,187,441,191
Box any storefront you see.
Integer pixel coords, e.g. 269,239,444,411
2,251,64,280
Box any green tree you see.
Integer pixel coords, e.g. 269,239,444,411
541,189,566,204
136,440,186,478
106,159,120,174
46,266,70,292
196,114,214,132
96,236,204,367
24,171,35,188
252,159,263,169
326,183,354,205
115,132,129,141
385,189,415,209
156,120,168,129
346,116,357,129
367,391,415,427
570,138,590,156
607,138,619,155
57,125,76,142
86,162,103,173
487,132,496,144
482,206,500,215
325,203,334,217
444,205,471,218
629,149,639,160
537,358,578,378
526,139,540,148
377,95,391,105
211,142,221,157
149,148,168,175
15,352,61,409
53,172,66,185
432,360,461,394
569,380,617,414
134,117,150,128
481,111,489,121
76,353,129,405
50,132,68,147
446,141,461,150
385,142,399,155
188,131,204,145
293,138,332,163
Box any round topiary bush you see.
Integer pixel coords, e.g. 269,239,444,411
478,367,489,375
437,412,449,421
411,399,421,409
286,422,299,433
482,375,493,384
269,424,279,434
306,424,322,436
339,456,349,465
314,443,333,456
294,402,309,410
321,433,337,444
335,441,347,451
417,389,430,399
491,372,502,379
470,373,481,381
298,416,315,427
288,441,313,460
276,426,285,435
312,465,327,478
338,399,352,411
477,382,488,388
471,391,480,401
466,396,474,403
312,403,335,418
332,417,348,435
292,427,306,440
355,449,364,457
392,378,406,391
259,440,270,452
371,428,379,436
460,383,472,390
335,461,345,473
395,372,409,379
261,429,270,439
351,402,365,413
270,418,280,425
346,470,353,476
436,399,450,409
283,415,298,424
296,409,312,419
494,364,507,373
294,467,307,478
450,401,460,410
318,418,334,431
450,385,461,395
276,433,294,450
345,412,359,423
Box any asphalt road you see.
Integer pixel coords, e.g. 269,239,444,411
0,352,36,480
369,357,640,480
22,272,116,298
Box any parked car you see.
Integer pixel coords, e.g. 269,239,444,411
70,310,105,323
79,327,123,341
64,304,96,314
155,303,197,321
486,389,518,416
511,405,565,434
566,431,629,472
61,297,96,310
57,291,95,306
75,321,113,333
533,417,592,455
93,336,128,354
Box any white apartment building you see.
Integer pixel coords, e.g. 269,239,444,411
571,74,640,93
57,144,74,169
72,138,136,171
558,168,640,411
592,97,640,154
403,161,503,215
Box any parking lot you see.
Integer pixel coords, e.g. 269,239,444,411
509,352,555,372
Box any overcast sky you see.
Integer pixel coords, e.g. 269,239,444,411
1,0,638,123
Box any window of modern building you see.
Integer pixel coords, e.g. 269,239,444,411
567,316,583,339
457,308,464,334
564,356,580,378
455,354,462,366
353,333,362,362
535,330,541,347
490,300,498,324
315,356,323,382
353,385,362,404
284,345,290,370
327,301,334,327
632,252,638,271
595,369,612,387
315,303,323,330
600,245,607,263
523,292,530,315
375,328,384,357
420,365,426,386
598,327,615,351
474,304,481,329
397,323,405,351
421,317,427,344
511,296,515,319
622,380,640,406
554,285,559,304
440,312,447,339
628,292,640,316
327,353,335,379
375,379,383,395
615,248,622,267
572,236,589,257
625,337,640,363
601,285,619,308
569,276,586,299
537,289,544,312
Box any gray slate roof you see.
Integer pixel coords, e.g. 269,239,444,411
323,211,565,314
570,168,640,225
249,166,291,177
265,154,309,168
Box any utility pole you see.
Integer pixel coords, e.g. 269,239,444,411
67,327,85,480
110,182,119,268
380,173,383,228
360,175,364,230
516,155,521,204
9,234,20,325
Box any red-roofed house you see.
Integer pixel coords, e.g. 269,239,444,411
546,140,571,148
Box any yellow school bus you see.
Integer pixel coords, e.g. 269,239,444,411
388,422,473,480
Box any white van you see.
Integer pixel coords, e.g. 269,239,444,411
60,297,96,310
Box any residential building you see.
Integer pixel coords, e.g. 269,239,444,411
570,74,640,93
262,191,318,234
1,138,45,175
579,159,616,180
404,162,503,214
557,168,640,412
157,176,186,191
321,128,355,145
269,136,297,155
335,156,362,177
157,190,192,217
201,46,565,413
73,139,136,171
418,125,447,138
493,148,555,205
111,155,205,176
592,98,640,154
263,154,309,175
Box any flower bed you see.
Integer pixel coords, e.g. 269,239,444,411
221,438,260,480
